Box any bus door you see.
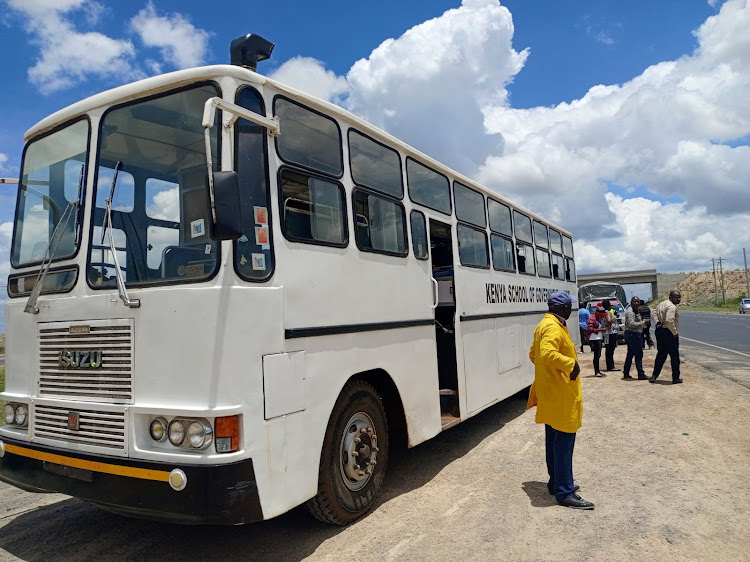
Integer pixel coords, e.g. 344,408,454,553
429,219,459,423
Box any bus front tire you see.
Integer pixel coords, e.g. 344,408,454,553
306,380,389,525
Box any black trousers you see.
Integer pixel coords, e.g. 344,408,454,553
605,335,617,370
653,327,680,381
590,340,602,374
579,327,587,351
642,326,653,348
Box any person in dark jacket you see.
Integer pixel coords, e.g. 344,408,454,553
623,296,650,380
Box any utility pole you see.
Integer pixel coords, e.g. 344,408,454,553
712,258,718,305
718,257,726,304
744,248,749,298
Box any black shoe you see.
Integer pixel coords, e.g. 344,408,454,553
557,493,594,510
549,484,580,495
648,376,657,383
623,374,634,380
637,375,649,380
607,368,621,372
673,379,683,384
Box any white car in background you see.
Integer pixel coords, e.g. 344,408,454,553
740,298,750,314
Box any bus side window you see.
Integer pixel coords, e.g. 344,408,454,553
274,97,343,177
565,258,576,281
488,198,513,237
562,234,575,280
536,248,551,278
552,252,565,280
454,182,486,228
410,210,428,260
352,189,407,256
516,242,535,275
562,234,574,258
491,234,515,272
406,158,451,215
457,223,489,268
279,168,347,247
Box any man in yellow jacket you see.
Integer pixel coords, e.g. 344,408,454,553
528,290,594,510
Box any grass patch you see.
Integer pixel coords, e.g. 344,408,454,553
686,296,746,312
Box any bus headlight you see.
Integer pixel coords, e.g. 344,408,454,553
187,421,213,449
14,405,28,426
3,404,14,425
168,420,186,446
3,403,28,427
149,417,168,442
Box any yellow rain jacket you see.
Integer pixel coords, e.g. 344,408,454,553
527,313,582,433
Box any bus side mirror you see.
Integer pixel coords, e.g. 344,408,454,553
207,171,243,241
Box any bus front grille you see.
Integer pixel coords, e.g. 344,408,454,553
33,404,126,450
38,319,134,404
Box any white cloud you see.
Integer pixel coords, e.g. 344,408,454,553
7,0,211,92
7,0,142,94
469,0,750,272
574,194,748,273
268,57,348,105
345,0,527,175
130,1,210,70
146,184,179,222
0,153,8,172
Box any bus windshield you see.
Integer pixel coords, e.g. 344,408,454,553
88,83,220,288
11,119,89,267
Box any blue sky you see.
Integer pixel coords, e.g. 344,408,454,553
1,0,749,332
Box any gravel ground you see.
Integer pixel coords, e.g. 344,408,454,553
1,343,749,562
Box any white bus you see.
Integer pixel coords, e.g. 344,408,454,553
0,34,578,525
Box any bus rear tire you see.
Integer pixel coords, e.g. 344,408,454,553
306,380,389,525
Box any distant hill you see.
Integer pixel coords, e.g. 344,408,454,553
658,269,748,306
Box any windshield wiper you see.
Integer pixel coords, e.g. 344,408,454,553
73,164,85,246
24,197,77,314
101,161,140,309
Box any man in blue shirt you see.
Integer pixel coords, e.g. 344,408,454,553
578,303,590,353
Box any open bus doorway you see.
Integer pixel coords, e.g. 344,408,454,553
429,219,459,423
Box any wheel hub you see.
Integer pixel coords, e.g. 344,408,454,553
340,412,379,491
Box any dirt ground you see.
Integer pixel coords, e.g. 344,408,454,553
1,343,749,562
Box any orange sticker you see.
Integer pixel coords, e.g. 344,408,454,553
255,226,269,247
254,206,268,225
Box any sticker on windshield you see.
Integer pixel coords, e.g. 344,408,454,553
255,226,269,249
252,253,266,270
191,218,205,238
254,206,268,225
204,244,211,254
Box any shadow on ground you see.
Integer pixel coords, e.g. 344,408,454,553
521,481,557,508
0,392,529,562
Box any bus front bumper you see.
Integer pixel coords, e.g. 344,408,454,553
0,438,264,525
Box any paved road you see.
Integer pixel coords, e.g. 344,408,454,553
678,310,750,355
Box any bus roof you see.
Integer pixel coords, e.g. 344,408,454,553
25,64,572,238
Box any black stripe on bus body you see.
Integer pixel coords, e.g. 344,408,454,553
285,319,435,339
460,310,548,322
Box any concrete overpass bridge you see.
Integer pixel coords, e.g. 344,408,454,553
576,269,687,302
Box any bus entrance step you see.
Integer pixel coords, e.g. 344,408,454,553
441,415,460,429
